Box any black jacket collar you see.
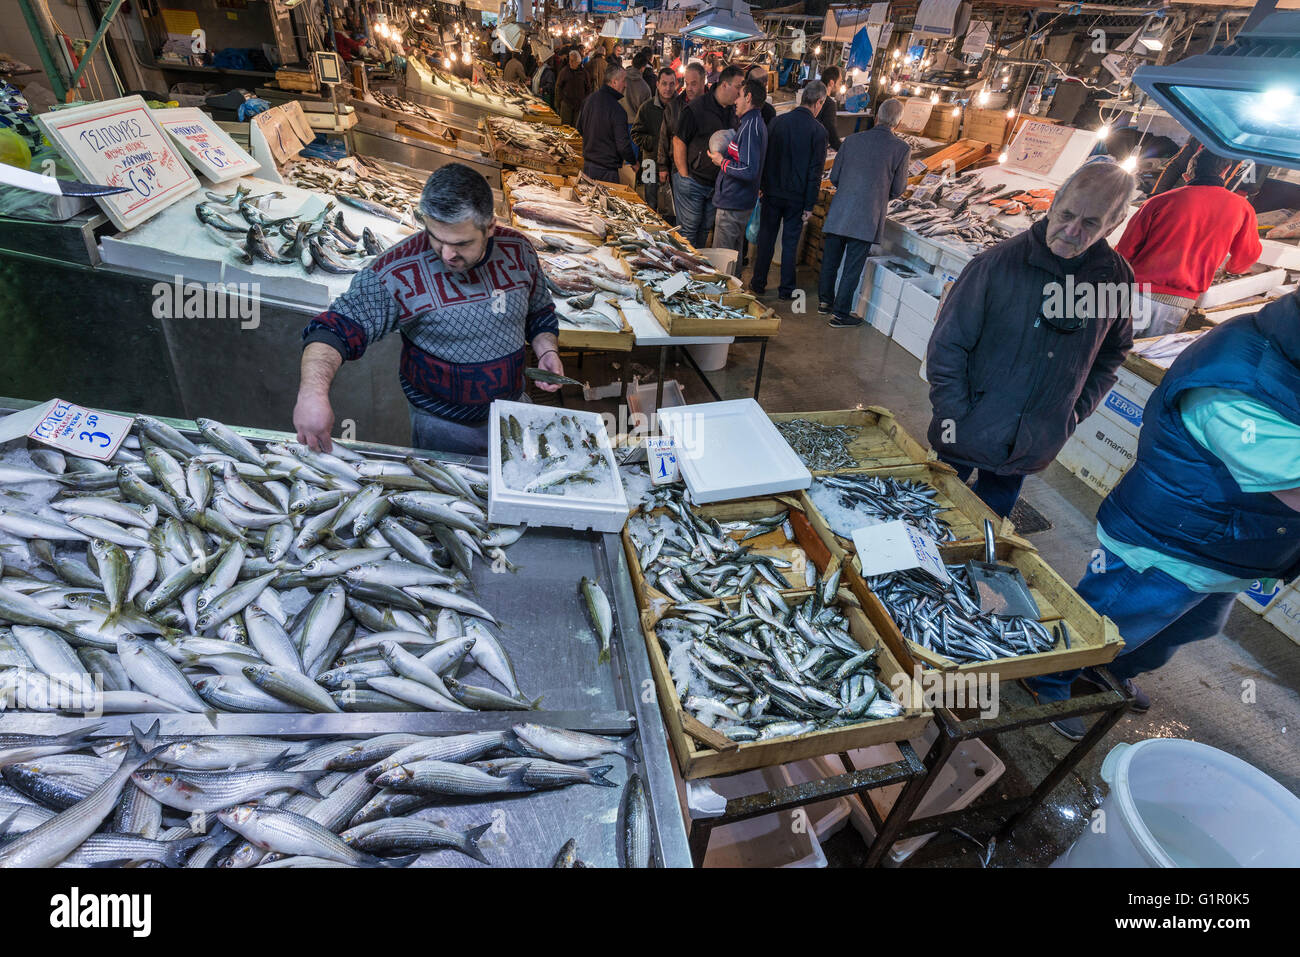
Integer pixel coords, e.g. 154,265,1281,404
1026,217,1118,280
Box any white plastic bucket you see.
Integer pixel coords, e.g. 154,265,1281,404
686,342,731,371
1054,739,1300,868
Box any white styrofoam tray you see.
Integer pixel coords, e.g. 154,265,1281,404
1196,267,1287,309
658,398,812,505
487,399,629,533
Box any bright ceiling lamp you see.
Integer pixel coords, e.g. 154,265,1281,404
682,0,764,43
1135,11,1300,169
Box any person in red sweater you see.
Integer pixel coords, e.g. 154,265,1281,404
1117,149,1262,337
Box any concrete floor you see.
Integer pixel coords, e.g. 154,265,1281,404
556,262,1300,867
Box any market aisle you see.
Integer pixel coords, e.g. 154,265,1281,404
563,269,1300,866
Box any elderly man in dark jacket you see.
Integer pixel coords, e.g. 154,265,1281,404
576,64,637,183
818,97,910,327
555,49,591,127
749,80,828,299
926,159,1138,518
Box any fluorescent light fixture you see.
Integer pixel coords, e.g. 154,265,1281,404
682,0,763,43
1135,12,1300,168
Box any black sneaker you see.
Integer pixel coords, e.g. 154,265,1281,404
1078,669,1150,712
749,286,772,299
817,300,833,315
1049,716,1088,741
777,291,796,301
828,315,865,328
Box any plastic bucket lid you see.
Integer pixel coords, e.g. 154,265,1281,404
1100,738,1300,868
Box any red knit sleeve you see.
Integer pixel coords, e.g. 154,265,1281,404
1225,197,1263,274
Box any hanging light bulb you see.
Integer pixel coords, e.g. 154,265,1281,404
930,92,939,104
1120,154,1138,173
1096,123,1111,141
997,150,1008,163
1006,108,1016,119
451,50,459,63
839,83,846,95
814,44,822,55
443,56,452,68
892,49,900,59
891,81,901,93
977,89,990,106
951,106,961,118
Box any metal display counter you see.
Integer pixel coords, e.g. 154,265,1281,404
0,403,692,867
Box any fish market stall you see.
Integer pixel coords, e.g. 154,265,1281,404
404,56,560,125
0,399,691,867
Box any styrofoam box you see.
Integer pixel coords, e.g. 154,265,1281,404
1057,433,1125,496
1257,238,1300,272
1098,386,1145,435
694,765,828,867
818,724,1006,865
891,302,936,361
1076,410,1140,472
782,760,852,842
873,260,922,299
1238,578,1285,616
1114,366,1157,406
866,300,899,336
487,399,629,533
1263,580,1300,646
900,276,941,321
1196,267,1287,309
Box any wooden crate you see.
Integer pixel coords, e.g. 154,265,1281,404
908,138,991,184
640,594,930,778
480,120,581,175
1121,350,1166,387
768,408,930,475
844,536,1124,682
276,68,318,93
622,494,821,620
557,303,635,352
801,462,1014,556
962,108,1014,148
642,287,780,338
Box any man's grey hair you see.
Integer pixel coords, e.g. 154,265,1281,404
876,97,904,129
606,63,627,84
802,80,827,107
418,162,494,230
1058,157,1136,221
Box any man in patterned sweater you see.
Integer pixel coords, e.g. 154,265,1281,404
292,164,563,455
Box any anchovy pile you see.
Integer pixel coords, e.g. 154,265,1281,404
774,419,862,471
0,414,540,715
0,722,647,867
810,475,955,542
629,488,799,600
656,586,904,742
867,565,1057,663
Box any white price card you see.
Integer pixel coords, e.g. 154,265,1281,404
35,95,200,232
155,107,260,183
658,271,691,299
646,435,679,485
27,400,134,462
851,519,950,583
547,255,582,270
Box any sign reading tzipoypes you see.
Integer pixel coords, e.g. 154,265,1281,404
28,400,133,462
36,96,199,231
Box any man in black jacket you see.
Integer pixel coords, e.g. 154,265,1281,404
673,64,742,247
576,63,637,183
926,160,1137,517
744,63,776,127
816,67,843,150
632,67,680,218
748,80,828,299
656,63,706,225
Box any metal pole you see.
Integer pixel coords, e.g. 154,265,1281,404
67,0,127,94
17,0,68,101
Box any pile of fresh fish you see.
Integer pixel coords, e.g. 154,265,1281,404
556,294,627,334
497,410,616,499
888,199,1004,249
652,289,754,322
504,170,557,191
572,175,665,227
195,186,400,275
284,154,425,222
369,90,460,123
0,722,651,867
887,173,1045,249
512,198,606,239
774,418,862,471
521,230,597,254
627,487,800,601
808,475,955,542
655,585,904,742
539,252,637,299
0,413,544,715
866,565,1058,664
614,228,716,275
488,116,582,168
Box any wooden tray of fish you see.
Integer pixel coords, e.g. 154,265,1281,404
768,407,930,475
642,288,780,339
556,302,636,352
639,592,928,779
622,495,824,620
841,535,1123,682
799,462,1014,560
481,120,581,175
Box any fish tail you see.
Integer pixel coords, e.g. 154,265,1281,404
130,719,162,760
526,694,543,711
377,852,421,868
164,835,209,867
598,647,610,665
296,770,331,799
587,765,617,788
462,822,493,864
55,722,105,747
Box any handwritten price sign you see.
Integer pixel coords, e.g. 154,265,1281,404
28,400,134,462
1004,120,1075,177
156,107,260,183
36,95,199,231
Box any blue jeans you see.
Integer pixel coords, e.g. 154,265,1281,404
749,199,803,296
939,456,1026,519
1026,547,1238,702
673,171,715,249
817,232,872,321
